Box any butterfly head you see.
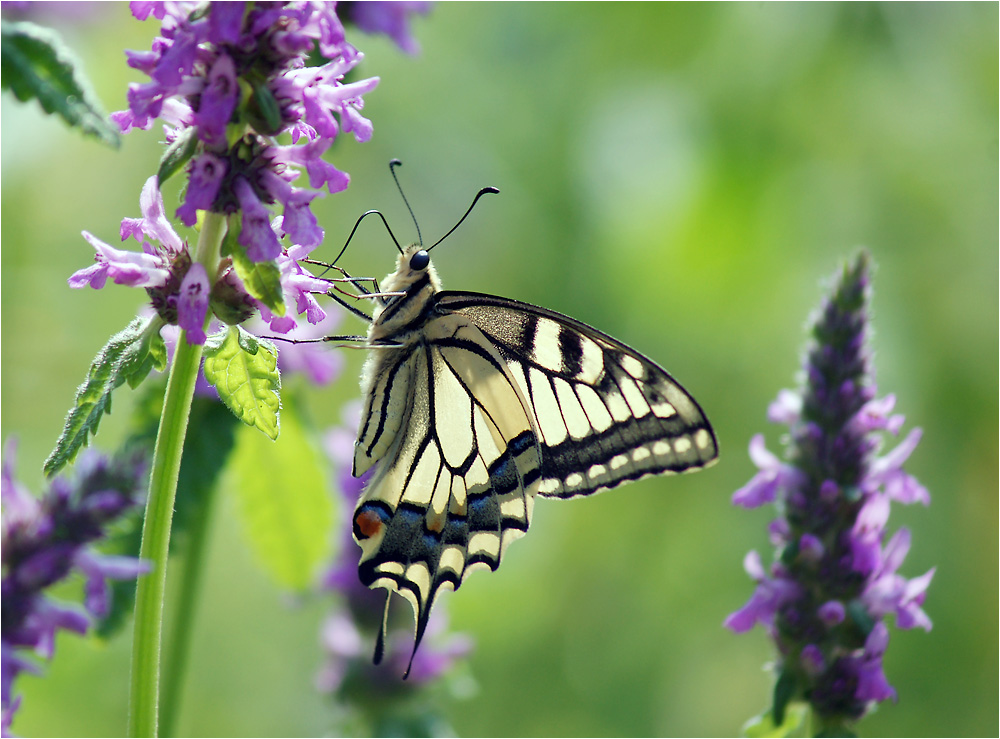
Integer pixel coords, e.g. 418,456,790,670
380,243,442,299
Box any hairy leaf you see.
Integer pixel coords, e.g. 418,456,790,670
203,325,281,439
44,315,166,476
1,20,120,147
229,401,333,590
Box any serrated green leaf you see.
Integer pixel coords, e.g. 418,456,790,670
229,402,333,590
203,325,281,439
742,703,807,738
157,126,198,185
1,20,120,147
44,315,165,476
228,225,286,316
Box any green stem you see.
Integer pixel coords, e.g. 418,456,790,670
127,213,226,737
159,476,217,738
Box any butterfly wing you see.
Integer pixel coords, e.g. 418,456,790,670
352,287,717,673
352,312,542,672
436,291,719,497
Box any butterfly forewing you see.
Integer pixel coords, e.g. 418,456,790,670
437,292,718,498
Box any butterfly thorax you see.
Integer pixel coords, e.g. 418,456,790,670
355,246,447,478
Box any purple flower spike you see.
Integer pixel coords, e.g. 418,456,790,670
114,2,385,248
234,178,283,262
94,1,429,347
68,176,236,346
194,54,239,147
177,153,228,227
732,434,805,508
121,175,184,253
1,441,148,735
726,252,933,732
177,262,210,344
69,231,171,289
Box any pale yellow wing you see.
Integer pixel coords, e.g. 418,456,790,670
351,314,541,670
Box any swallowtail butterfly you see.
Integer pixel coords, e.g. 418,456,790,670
325,164,718,675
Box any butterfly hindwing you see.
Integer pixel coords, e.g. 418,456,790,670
352,312,540,667
436,291,719,498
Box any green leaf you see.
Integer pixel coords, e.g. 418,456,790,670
228,401,333,590
203,325,281,440
174,396,241,551
157,126,198,186
44,315,165,476
227,222,286,316
236,327,261,355
772,667,798,728
1,20,120,147
127,326,167,389
742,703,807,738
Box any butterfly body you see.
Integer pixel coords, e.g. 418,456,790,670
349,243,717,670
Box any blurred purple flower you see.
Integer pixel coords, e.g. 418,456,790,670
340,1,432,55
726,252,933,731
316,406,472,695
1,441,149,736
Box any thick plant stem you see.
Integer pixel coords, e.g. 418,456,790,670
159,477,217,738
127,214,226,737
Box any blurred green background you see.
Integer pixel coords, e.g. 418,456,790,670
2,2,996,736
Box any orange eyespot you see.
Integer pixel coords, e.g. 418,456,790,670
354,509,385,539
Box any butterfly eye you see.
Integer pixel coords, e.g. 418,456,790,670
409,250,430,271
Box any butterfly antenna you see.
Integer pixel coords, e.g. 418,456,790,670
337,208,403,261
427,186,500,252
389,158,422,247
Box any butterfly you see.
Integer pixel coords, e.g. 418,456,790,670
320,163,718,676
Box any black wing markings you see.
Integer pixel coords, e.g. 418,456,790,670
355,323,538,674
437,291,719,498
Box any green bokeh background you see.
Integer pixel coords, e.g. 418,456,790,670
2,3,996,736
